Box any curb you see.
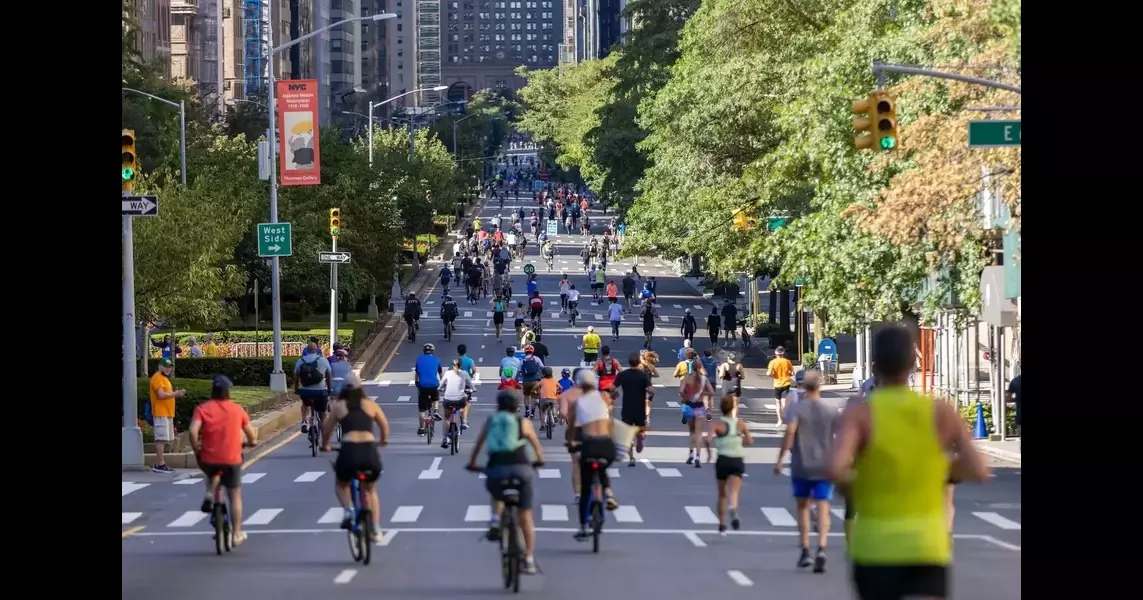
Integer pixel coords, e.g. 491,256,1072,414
973,440,1021,465
141,397,304,468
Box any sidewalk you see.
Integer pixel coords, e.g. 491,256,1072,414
973,439,1021,465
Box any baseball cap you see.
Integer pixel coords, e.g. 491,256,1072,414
726,352,737,363
212,375,233,389
158,358,173,367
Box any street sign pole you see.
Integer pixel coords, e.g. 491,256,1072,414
122,191,144,469
330,236,339,346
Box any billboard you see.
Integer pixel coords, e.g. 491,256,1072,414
276,79,321,186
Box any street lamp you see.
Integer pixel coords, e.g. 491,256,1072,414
121,88,187,186
263,9,398,393
366,86,448,168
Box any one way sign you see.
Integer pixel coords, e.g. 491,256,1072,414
318,251,352,264
122,196,159,217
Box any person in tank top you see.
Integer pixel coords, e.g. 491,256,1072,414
703,392,753,535
322,373,390,542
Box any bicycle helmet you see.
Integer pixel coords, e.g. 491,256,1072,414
423,343,435,354
524,344,535,354
407,293,416,300
444,294,453,301
542,367,553,377
561,368,571,378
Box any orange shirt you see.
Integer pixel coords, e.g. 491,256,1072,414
150,372,175,418
539,378,560,400
606,283,618,298
194,400,250,465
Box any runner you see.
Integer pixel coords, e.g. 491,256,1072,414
614,352,653,467
704,392,753,535
768,347,795,426
490,293,508,343
679,357,715,468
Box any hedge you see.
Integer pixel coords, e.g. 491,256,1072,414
134,378,219,432
151,329,354,346
156,357,301,387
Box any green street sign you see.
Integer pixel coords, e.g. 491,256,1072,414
523,264,535,275
257,222,293,257
795,278,806,287
968,120,1021,148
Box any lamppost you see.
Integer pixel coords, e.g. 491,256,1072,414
366,86,448,168
121,88,187,186
262,8,398,393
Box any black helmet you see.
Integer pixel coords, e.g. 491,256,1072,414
561,368,571,378
542,366,553,378
423,344,435,354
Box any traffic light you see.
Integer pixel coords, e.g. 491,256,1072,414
122,129,138,193
329,208,341,237
873,91,898,150
732,211,748,231
851,95,877,151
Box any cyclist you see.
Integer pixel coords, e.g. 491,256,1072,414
457,344,477,429
516,233,528,260
558,368,575,393
466,262,483,304
565,370,620,542
528,290,544,328
538,367,561,426
513,301,528,340
414,344,444,436
490,293,508,343
188,375,257,546
321,374,389,542
519,345,545,418
466,389,545,574
566,284,582,325
499,347,523,392
526,273,539,298
438,359,475,449
294,337,332,436
404,293,422,342
519,323,537,350
558,275,571,313
581,325,601,366
440,294,459,338
438,263,453,298
329,347,352,398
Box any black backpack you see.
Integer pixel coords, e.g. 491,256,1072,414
521,356,541,378
298,358,325,386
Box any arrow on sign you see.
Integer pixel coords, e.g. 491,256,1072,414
121,196,159,216
268,245,282,252
319,251,353,264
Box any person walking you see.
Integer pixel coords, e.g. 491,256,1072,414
706,307,721,347
608,298,624,341
680,309,698,344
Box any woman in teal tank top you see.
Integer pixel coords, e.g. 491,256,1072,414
703,393,754,534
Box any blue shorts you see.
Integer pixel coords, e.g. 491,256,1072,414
791,478,834,501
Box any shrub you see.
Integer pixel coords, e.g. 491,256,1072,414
958,401,1017,436
162,357,302,386
151,329,352,346
802,352,817,366
135,378,215,432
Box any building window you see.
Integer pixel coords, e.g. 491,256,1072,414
332,39,343,51
496,80,506,89
397,24,402,31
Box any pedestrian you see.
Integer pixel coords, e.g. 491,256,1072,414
680,309,697,344
202,332,219,357
767,347,795,426
774,370,838,572
1007,371,1021,437
700,349,719,391
608,297,624,340
639,299,656,349
704,392,754,534
706,307,721,347
828,325,991,600
187,337,203,358
721,299,738,348
676,338,693,363
621,273,636,312
149,358,186,473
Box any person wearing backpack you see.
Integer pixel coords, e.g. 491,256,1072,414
594,345,622,394
519,345,545,418
490,293,508,342
717,353,745,418
294,336,332,436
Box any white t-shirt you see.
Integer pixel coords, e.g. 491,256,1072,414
575,390,610,426
558,280,571,294
567,289,581,302
608,303,623,321
506,233,517,246
440,370,473,401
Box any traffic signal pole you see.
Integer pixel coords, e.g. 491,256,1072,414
871,61,1022,94
330,235,339,347
122,192,143,469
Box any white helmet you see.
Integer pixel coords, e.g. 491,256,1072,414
587,326,595,333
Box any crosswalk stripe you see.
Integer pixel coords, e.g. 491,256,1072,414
673,304,682,309
241,473,266,484
391,506,424,523
694,305,704,310
972,511,1021,530
666,401,680,408
294,471,324,482
761,507,797,526
537,468,561,479
595,313,604,320
685,506,720,525
464,311,473,317
244,508,283,525
551,312,561,319
409,380,416,386
486,311,494,317
174,478,202,485
397,395,411,402
831,508,846,520
465,505,492,522
657,468,682,477
612,506,643,523
122,512,143,524
660,316,670,322
606,468,620,478
123,482,149,496
168,511,209,528
541,505,569,521
318,508,344,524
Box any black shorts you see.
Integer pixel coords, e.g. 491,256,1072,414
714,455,745,481
298,388,330,413
443,398,469,411
199,463,242,489
774,385,791,400
493,312,505,325
621,411,646,428
484,465,535,510
333,442,383,483
623,292,633,300
851,565,949,600
530,306,543,318
417,386,441,411
723,319,736,332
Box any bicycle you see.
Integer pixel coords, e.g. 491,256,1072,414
405,316,418,342
569,444,611,553
205,445,254,555
308,408,325,457
444,318,454,341
444,396,469,455
530,317,543,342
465,462,544,593
567,302,579,327
544,253,554,272
424,408,436,446
344,469,379,565
540,399,559,439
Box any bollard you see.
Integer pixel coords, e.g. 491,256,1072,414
973,401,988,440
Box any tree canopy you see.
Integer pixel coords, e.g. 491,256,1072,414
514,0,1020,333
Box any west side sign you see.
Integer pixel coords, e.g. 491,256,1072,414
277,80,321,186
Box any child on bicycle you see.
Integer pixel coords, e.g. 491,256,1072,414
538,367,561,426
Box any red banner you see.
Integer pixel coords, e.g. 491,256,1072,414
276,79,321,186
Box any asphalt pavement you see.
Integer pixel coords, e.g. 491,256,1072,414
123,152,1021,598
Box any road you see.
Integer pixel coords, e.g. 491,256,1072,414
123,151,1021,598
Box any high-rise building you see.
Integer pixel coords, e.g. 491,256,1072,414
384,0,416,112
328,0,362,118
221,0,246,102
595,0,620,57
439,1,562,99
127,0,173,68
361,0,389,105
170,1,201,83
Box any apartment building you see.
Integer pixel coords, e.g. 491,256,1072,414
440,0,562,98
127,0,173,67
561,0,625,65
221,0,246,102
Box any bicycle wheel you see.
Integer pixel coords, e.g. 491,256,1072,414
347,514,364,563
213,503,226,555
449,423,458,455
545,412,552,439
426,420,434,445
503,511,519,590
591,502,603,553
359,510,374,565
223,514,233,553
310,418,319,457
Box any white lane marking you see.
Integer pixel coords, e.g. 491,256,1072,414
464,311,473,317
659,316,670,322
972,511,1021,530
761,507,797,527
673,304,682,309
727,570,754,587
657,468,682,477
294,471,325,482
685,506,720,525
419,457,444,480
551,312,561,319
244,508,283,525
397,395,411,402
595,313,604,320
465,505,492,522
550,300,559,305
425,301,435,305
537,468,561,479
391,506,424,523
429,457,442,470
684,531,707,547
694,305,704,310
666,401,680,408
318,508,344,524
174,478,202,485
541,505,569,521
640,458,657,470
333,569,358,584
123,482,150,496
378,530,398,546
122,512,143,524
168,511,210,528
831,508,846,520
606,468,620,478
408,380,416,386
376,381,391,387
486,311,493,317
479,357,484,363
612,506,644,523
241,473,266,484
